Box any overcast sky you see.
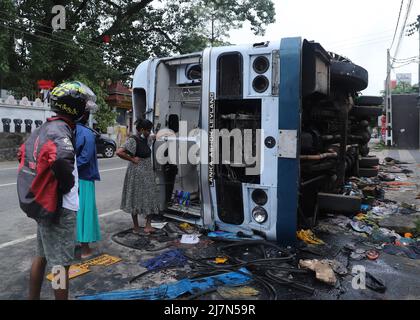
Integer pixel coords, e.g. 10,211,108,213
229,0,420,95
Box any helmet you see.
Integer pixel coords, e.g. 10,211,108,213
50,81,98,121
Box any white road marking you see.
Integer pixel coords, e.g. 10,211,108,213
0,158,119,171
0,167,18,172
98,209,122,218
0,182,17,188
0,166,126,188
0,234,37,249
98,167,126,173
0,209,122,250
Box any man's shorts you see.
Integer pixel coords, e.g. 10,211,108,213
36,208,77,266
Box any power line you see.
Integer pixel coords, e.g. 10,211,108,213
0,9,106,49
391,0,413,68
0,10,165,67
0,19,141,68
392,55,419,61
0,24,139,71
329,36,394,51
390,0,405,49
326,28,395,46
392,60,418,68
0,14,144,65
330,34,394,49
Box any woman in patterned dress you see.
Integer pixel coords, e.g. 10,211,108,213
116,119,160,234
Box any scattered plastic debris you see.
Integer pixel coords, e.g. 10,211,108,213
350,248,366,260
78,268,252,300
214,257,228,264
297,229,325,245
151,222,168,229
383,243,420,259
180,234,200,244
365,272,386,293
47,254,122,281
140,249,188,271
350,220,373,235
217,286,259,299
207,231,262,241
299,259,337,285
366,250,380,260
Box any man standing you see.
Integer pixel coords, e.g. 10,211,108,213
17,81,98,300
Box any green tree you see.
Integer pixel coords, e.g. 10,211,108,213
68,75,117,132
160,0,276,51
392,82,419,94
0,0,275,119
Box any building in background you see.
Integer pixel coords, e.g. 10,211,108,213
106,81,133,130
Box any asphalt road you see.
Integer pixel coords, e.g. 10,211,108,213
0,156,141,299
1,148,419,299
0,156,129,246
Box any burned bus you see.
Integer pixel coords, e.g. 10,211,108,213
131,38,382,245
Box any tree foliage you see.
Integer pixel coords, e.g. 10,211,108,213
68,74,117,133
391,82,419,94
0,0,275,127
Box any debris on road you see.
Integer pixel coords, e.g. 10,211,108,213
217,286,259,299
78,268,252,300
297,229,325,245
366,249,380,261
73,151,419,300
180,234,200,244
140,249,188,271
46,254,122,281
298,259,337,285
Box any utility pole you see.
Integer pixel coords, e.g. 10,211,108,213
417,15,420,103
416,15,420,148
385,49,393,146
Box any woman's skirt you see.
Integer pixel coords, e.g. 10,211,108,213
120,157,160,216
77,179,101,243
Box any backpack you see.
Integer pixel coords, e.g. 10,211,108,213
129,134,151,158
17,118,75,221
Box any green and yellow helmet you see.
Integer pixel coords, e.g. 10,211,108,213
50,81,98,121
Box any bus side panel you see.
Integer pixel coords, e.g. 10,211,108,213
276,37,302,246
200,48,215,229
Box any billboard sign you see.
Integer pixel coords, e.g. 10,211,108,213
396,73,412,85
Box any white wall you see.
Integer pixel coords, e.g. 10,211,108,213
0,97,54,133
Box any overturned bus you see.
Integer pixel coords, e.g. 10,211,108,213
132,38,383,245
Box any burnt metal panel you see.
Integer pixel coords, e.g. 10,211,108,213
215,180,244,225
217,52,243,99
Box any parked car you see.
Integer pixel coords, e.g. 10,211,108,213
94,130,116,158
